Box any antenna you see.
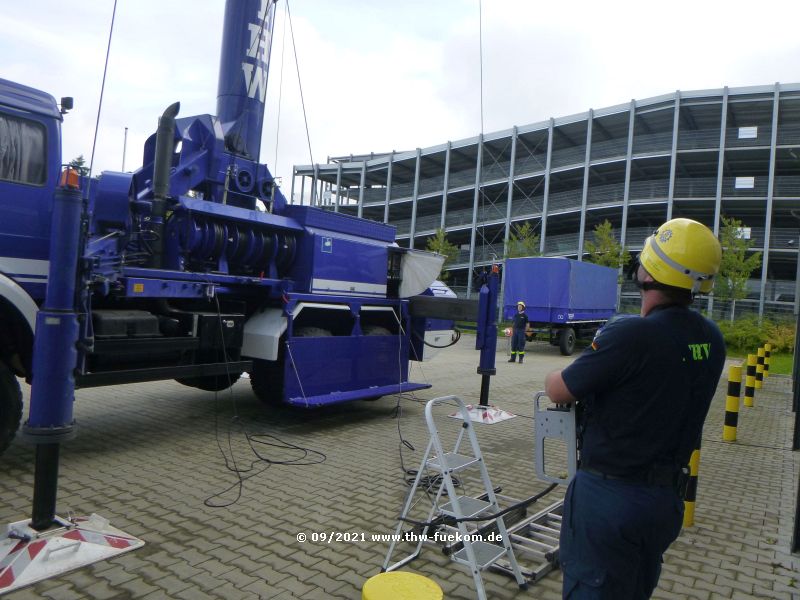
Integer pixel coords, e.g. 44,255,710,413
122,126,128,171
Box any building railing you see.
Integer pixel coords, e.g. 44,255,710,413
677,129,720,151
349,170,800,214
550,145,587,170
633,131,673,155
349,177,800,237
591,138,628,161
777,123,800,145
673,177,717,198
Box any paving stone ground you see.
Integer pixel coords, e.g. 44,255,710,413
1,336,798,599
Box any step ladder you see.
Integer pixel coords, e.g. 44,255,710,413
403,392,578,586
382,395,527,600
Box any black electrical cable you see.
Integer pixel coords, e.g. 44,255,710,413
412,329,462,349
202,290,326,509
399,482,559,528
392,398,462,498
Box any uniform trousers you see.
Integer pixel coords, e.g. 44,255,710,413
560,469,684,599
511,329,526,354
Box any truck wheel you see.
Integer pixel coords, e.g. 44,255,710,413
559,327,576,356
294,326,333,337
250,357,284,405
176,371,242,392
0,363,23,455
362,325,391,336
251,327,331,405
360,326,389,401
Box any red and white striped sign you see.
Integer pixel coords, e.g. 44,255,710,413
62,528,137,550
0,539,47,591
0,517,143,593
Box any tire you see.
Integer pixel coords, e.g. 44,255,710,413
250,327,331,405
294,326,333,337
360,326,389,401
362,325,391,336
250,357,285,405
559,327,576,356
0,362,23,456
176,371,242,392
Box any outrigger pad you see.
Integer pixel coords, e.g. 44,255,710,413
448,404,517,424
0,514,144,594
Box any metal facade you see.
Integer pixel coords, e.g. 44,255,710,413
294,84,800,317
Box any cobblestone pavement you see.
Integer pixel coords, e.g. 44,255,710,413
1,337,798,599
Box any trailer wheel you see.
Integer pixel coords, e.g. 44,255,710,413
559,327,576,356
0,362,23,455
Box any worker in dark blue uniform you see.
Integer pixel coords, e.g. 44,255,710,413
508,301,528,363
545,218,726,599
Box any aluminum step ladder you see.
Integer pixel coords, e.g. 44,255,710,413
382,395,527,600
453,391,577,584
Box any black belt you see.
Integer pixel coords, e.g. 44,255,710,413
580,466,677,488
581,467,639,482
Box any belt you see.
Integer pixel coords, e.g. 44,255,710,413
580,466,677,488
580,467,639,482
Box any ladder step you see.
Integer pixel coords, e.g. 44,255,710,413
427,452,479,472
440,496,492,518
452,541,507,569
528,522,560,536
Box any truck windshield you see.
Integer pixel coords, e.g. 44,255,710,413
0,114,46,185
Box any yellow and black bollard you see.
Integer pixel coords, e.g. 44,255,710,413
755,347,765,389
763,343,771,378
723,365,742,442
683,439,701,527
744,354,757,408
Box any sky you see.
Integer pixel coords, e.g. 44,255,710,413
3,0,800,201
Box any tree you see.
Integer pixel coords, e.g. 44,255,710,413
68,154,89,176
715,216,762,321
583,220,630,270
505,221,541,258
426,228,458,282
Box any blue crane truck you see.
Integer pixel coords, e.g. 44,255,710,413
502,257,618,355
0,0,452,463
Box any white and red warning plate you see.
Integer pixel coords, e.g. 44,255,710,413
448,404,516,424
0,514,143,595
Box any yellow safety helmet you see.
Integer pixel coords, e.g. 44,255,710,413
639,218,721,294
517,301,526,308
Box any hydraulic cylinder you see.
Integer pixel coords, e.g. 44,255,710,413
22,184,83,531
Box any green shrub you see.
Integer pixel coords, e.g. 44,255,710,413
716,316,762,351
716,316,796,354
763,320,796,353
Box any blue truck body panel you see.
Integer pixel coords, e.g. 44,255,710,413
503,257,617,323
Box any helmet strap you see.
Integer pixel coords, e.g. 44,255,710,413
633,264,694,295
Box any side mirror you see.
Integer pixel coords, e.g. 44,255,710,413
60,97,74,114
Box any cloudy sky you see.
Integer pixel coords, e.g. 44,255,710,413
3,0,800,196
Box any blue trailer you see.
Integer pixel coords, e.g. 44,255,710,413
502,257,618,355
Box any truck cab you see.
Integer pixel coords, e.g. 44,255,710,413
0,79,63,293
0,79,65,379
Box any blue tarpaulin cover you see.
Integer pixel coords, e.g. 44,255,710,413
502,257,617,323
